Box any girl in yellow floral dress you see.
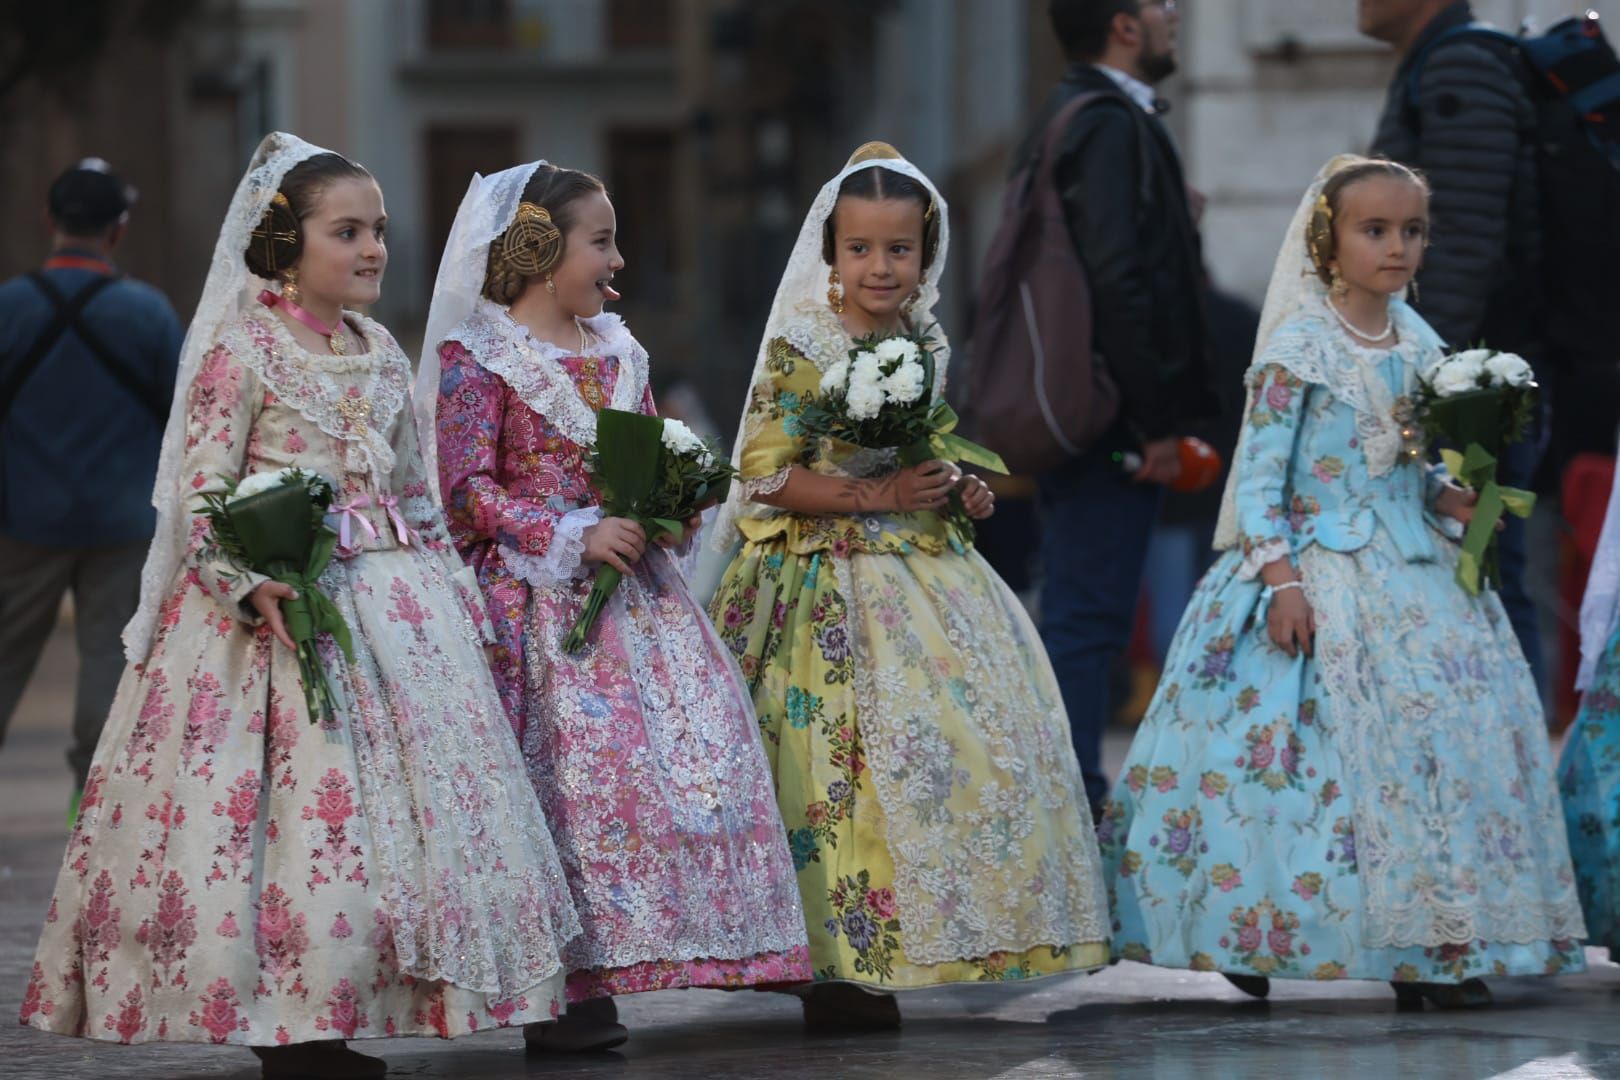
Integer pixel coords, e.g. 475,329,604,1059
708,143,1110,1027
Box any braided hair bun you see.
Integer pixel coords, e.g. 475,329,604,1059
244,152,372,280
481,164,607,305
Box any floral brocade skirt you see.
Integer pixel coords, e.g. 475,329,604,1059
711,535,1111,989
21,547,577,1046
485,546,810,1000
1100,527,1585,983
1559,615,1620,957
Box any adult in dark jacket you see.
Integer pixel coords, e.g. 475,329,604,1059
0,160,182,813
1364,0,1547,691
1017,0,1215,814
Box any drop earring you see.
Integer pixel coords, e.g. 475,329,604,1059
545,272,556,295
281,268,301,305
1330,267,1349,300
827,268,844,315
1408,278,1420,305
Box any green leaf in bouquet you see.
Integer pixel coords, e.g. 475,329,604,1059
593,408,665,513
706,472,733,508
225,482,321,567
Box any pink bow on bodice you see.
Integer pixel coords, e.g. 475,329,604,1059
331,493,417,554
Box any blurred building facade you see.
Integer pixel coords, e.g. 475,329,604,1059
3,0,1612,427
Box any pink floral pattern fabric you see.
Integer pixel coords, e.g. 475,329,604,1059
435,314,809,999
21,311,578,1047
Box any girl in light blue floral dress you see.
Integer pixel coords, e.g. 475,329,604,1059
1098,156,1585,1009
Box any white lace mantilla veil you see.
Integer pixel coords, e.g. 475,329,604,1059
709,142,951,553
123,132,336,663
1211,152,1433,555
414,160,545,501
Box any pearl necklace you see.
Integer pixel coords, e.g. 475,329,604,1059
1328,298,1394,343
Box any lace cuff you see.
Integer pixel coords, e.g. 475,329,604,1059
742,466,792,502
500,507,601,589
1239,537,1292,581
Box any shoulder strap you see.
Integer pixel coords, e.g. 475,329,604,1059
1404,23,1527,130
0,272,121,431
1026,90,1155,211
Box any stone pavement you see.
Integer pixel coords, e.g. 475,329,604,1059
4,624,1619,1079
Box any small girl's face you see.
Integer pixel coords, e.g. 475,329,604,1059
829,196,925,325
547,190,624,319
293,177,388,308
1330,175,1428,298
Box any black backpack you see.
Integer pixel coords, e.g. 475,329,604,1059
1406,12,1620,353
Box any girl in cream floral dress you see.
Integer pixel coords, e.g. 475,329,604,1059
20,134,578,1078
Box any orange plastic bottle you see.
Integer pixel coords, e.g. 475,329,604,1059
1115,436,1224,493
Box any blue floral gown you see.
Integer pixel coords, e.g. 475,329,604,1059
1098,298,1586,984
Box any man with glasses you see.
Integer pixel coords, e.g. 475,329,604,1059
1011,0,1214,818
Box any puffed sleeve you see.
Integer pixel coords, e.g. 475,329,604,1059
739,336,818,502
436,339,599,588
1232,363,1309,578
181,341,270,619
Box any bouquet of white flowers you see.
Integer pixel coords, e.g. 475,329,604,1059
562,411,735,653
799,328,1005,550
198,467,353,723
1417,347,1538,595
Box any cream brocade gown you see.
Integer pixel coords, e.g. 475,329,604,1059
21,310,579,1046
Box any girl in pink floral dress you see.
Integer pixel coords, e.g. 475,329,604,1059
419,161,809,1051
20,134,580,1079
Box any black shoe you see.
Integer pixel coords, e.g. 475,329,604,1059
253,1040,387,1078
525,996,629,1052
801,982,901,1031
1390,978,1492,1011
1222,972,1271,999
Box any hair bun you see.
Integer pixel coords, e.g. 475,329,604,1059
848,141,904,166
246,191,300,278
498,201,564,277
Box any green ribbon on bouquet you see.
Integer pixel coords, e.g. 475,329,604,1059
1438,444,1535,596
899,402,1009,553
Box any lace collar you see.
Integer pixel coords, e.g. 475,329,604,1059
219,309,408,487
444,299,648,448
778,302,952,398
1267,295,1440,477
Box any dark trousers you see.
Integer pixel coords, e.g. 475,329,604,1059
1037,450,1163,813
0,534,144,787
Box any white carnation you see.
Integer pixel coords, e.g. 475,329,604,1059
230,467,311,503
819,359,851,397
881,359,927,405
660,417,706,458
1432,354,1486,396
1484,351,1533,388
850,351,883,389
846,380,887,421
873,337,919,365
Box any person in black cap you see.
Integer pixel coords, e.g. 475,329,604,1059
0,158,183,820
